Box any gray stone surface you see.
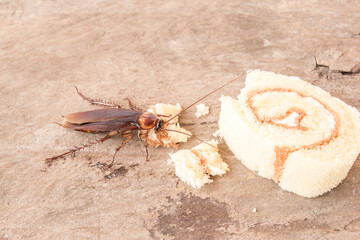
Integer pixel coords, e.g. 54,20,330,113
0,0,359,239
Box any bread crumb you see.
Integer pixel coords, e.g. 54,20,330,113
212,129,221,139
168,140,229,189
139,103,191,148
219,95,226,102
252,208,257,213
195,104,210,118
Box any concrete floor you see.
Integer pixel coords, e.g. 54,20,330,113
0,0,360,239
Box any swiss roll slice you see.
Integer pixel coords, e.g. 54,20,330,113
219,70,360,197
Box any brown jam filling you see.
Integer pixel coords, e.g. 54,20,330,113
246,88,340,183
191,150,211,174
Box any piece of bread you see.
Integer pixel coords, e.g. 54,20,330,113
195,104,210,118
139,103,191,148
168,140,229,188
219,70,360,197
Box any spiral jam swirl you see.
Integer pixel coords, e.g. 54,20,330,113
246,88,340,182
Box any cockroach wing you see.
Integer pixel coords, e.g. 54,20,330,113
65,108,141,124
61,119,139,132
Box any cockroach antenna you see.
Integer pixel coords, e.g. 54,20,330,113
165,67,262,123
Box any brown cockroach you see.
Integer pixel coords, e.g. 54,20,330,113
46,69,258,168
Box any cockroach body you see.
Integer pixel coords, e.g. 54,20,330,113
62,108,164,133
46,87,166,167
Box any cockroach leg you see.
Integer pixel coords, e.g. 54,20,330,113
107,133,134,168
124,97,141,111
46,132,118,166
75,86,122,108
144,139,149,161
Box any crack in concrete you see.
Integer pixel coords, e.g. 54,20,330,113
314,55,360,77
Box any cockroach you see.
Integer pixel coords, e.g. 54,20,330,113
46,68,258,168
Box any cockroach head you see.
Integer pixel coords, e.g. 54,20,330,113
138,112,158,130
139,112,165,131
156,118,164,131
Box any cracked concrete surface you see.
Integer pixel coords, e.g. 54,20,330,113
315,43,360,74
1,0,360,239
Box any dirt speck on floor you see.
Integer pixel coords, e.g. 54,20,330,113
151,193,235,240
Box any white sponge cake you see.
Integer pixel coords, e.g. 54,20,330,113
219,70,360,197
168,140,229,189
